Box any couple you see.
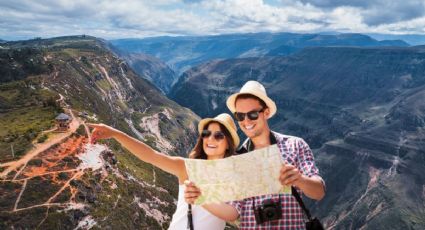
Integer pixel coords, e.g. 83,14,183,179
89,81,325,229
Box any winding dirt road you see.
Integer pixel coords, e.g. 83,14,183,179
0,105,81,179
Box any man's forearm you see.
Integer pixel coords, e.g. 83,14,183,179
296,175,325,200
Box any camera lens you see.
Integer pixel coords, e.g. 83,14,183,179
264,207,276,218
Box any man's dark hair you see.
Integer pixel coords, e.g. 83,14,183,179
235,94,268,109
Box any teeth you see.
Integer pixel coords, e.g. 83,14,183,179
207,144,217,148
245,125,254,130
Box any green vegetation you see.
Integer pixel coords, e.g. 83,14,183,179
0,47,49,83
28,159,42,167
143,135,158,151
75,124,87,137
0,78,61,160
0,207,54,229
0,78,63,159
63,48,80,57
95,79,112,91
18,177,62,208
37,134,48,143
115,148,156,182
80,55,91,67
38,208,75,229
0,182,21,211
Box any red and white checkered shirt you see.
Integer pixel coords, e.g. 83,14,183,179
228,131,321,229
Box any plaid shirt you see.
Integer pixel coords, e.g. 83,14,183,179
228,131,321,229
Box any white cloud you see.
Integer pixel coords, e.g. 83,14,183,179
0,0,424,40
201,0,328,33
327,7,367,32
297,0,425,26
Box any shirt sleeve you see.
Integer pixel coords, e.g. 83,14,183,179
296,138,320,177
226,200,243,215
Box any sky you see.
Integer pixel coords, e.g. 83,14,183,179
1,0,425,41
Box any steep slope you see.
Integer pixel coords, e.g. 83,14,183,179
0,36,199,229
116,52,178,94
169,46,425,229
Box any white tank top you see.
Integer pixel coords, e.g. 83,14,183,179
168,185,226,230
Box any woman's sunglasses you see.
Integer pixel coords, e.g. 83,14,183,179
234,108,265,121
201,130,225,140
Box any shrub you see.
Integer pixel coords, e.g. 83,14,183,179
37,134,48,143
76,124,87,137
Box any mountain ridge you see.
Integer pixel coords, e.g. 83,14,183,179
110,32,410,93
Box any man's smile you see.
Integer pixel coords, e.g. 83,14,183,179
244,124,255,130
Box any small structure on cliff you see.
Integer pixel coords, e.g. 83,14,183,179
55,113,72,132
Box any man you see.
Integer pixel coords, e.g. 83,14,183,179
185,80,325,229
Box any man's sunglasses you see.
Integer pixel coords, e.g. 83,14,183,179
201,130,226,140
234,108,265,121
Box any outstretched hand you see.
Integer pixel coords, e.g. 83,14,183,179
184,180,202,204
87,123,118,144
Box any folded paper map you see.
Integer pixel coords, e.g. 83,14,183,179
184,144,290,205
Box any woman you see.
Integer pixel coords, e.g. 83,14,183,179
88,113,239,230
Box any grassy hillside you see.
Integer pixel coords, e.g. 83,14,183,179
0,79,62,159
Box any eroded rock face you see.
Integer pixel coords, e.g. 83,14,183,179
119,53,178,94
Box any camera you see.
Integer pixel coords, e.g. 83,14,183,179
253,199,282,225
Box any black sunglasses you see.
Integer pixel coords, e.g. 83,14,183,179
234,108,265,121
201,130,226,140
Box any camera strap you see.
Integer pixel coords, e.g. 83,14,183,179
291,187,312,221
187,204,194,230
292,187,325,230
252,194,282,209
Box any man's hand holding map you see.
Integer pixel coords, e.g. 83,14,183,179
184,144,290,205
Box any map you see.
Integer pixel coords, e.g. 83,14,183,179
184,144,291,205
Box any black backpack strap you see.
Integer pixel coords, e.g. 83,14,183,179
291,187,312,221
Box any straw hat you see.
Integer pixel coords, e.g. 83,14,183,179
226,80,277,118
198,113,240,147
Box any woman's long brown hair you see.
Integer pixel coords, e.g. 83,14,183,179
188,121,236,159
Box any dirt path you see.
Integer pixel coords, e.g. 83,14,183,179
13,179,27,211
0,108,81,179
46,170,84,204
83,122,92,144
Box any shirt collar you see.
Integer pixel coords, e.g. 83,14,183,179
237,131,277,153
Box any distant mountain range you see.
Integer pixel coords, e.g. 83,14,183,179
367,33,425,46
110,33,409,73
110,32,409,93
169,45,425,229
